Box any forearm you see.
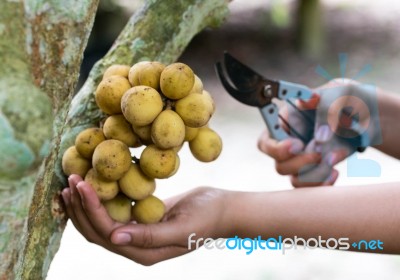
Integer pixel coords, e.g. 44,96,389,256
374,88,400,158
227,182,400,253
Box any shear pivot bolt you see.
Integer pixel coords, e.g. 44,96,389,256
263,85,272,98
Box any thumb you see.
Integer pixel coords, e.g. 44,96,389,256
110,220,188,248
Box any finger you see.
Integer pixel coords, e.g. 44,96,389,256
75,181,121,236
258,130,304,161
69,175,86,232
61,188,75,220
68,174,83,188
293,161,332,187
324,148,350,166
290,168,339,188
110,219,189,248
69,179,112,245
115,244,190,266
275,152,321,175
323,169,339,185
314,124,334,144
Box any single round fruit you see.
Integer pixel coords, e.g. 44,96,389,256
95,75,131,115
130,61,165,90
103,64,130,79
184,125,199,142
202,90,216,113
62,146,91,178
92,139,131,181
175,93,214,127
103,194,132,223
132,124,152,144
151,110,185,149
132,195,165,224
189,127,222,162
139,145,176,179
167,154,180,178
121,86,163,126
128,61,149,86
160,63,195,99
119,163,155,200
103,115,141,147
84,168,119,201
75,127,106,159
189,75,203,94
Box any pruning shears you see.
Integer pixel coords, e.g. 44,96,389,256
215,52,368,151
215,51,314,144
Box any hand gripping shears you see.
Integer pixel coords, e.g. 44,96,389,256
215,52,314,144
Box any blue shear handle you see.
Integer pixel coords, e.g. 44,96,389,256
260,103,289,141
278,80,313,100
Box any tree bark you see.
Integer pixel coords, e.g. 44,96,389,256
0,0,230,279
0,1,99,279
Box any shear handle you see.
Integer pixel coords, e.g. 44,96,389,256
278,80,313,101
260,103,289,141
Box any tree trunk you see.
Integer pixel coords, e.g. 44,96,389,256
0,0,230,279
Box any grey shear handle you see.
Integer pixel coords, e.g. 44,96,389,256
260,103,288,141
260,81,313,141
278,80,313,100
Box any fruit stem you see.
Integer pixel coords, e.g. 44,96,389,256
165,99,175,110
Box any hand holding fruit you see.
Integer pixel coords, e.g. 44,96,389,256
62,175,230,265
62,61,222,224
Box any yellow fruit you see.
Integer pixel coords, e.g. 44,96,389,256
151,110,185,149
128,61,149,86
103,64,130,79
103,194,132,223
160,63,194,99
95,75,131,115
189,75,203,94
172,142,184,153
119,163,155,200
62,146,91,178
202,90,216,113
75,128,106,159
139,145,176,179
103,115,141,147
92,139,131,181
121,86,163,126
189,127,222,162
132,195,165,224
184,125,199,142
167,154,180,178
84,168,119,201
131,61,165,90
132,124,152,145
175,93,214,127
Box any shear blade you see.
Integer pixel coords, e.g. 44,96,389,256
215,61,261,107
223,52,265,91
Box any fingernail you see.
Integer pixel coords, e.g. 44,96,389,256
61,189,68,202
326,153,337,166
113,233,131,245
289,141,303,155
326,170,339,185
314,144,322,153
315,125,332,142
76,183,84,198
